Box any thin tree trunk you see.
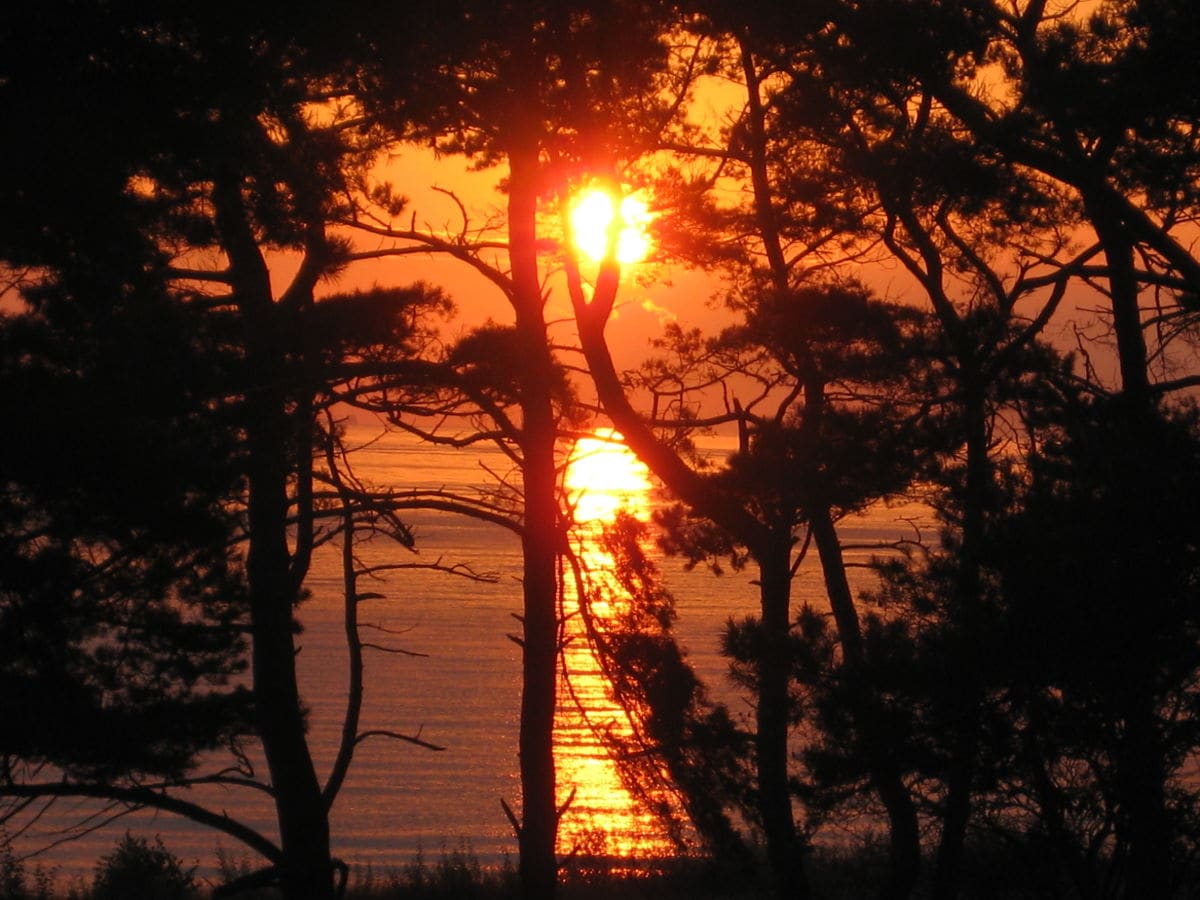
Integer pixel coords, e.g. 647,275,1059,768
1022,703,1102,899
739,42,820,895
509,141,560,900
246,500,336,900
757,541,809,900
323,430,365,809
933,383,988,900
810,510,920,900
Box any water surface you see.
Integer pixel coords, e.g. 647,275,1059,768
9,423,933,884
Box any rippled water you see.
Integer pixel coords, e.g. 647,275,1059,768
9,422,934,885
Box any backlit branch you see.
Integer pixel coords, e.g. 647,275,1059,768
0,782,282,865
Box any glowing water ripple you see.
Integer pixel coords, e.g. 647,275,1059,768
556,431,679,858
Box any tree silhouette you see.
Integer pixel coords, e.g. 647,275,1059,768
567,19,956,894
788,4,1200,895
0,278,253,784
992,396,1200,896
900,0,1200,401
705,6,1140,895
0,7,448,899
346,5,679,895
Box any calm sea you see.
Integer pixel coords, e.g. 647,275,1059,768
9,422,934,886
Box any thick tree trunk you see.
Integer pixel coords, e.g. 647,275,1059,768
756,541,809,900
246,511,336,900
1114,686,1171,899
1088,199,1150,404
509,142,560,900
1088,205,1171,899
246,341,334,900
244,364,334,900
219,172,335,900
810,510,920,900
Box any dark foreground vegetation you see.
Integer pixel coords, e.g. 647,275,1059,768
11,832,1195,900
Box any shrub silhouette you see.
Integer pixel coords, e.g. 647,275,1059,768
92,834,195,900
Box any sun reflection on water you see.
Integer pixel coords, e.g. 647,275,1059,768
556,431,680,860
565,431,652,524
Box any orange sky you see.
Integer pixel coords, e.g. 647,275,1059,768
316,141,1117,394
313,145,750,375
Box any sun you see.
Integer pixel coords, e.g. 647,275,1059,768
566,430,652,523
569,188,653,265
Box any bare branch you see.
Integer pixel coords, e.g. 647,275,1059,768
0,783,283,864
360,642,429,658
355,730,445,752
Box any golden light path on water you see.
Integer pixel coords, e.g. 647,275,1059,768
556,431,678,858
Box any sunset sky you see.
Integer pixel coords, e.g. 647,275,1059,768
4,4,1198,899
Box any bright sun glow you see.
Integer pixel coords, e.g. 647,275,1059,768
569,188,653,264
565,430,652,523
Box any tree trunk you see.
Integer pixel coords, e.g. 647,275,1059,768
219,172,335,900
1088,202,1171,899
1087,198,1150,404
244,364,335,900
1114,685,1171,899
247,531,336,900
1022,704,1102,900
756,540,809,900
509,141,560,900
933,382,988,900
810,510,920,900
